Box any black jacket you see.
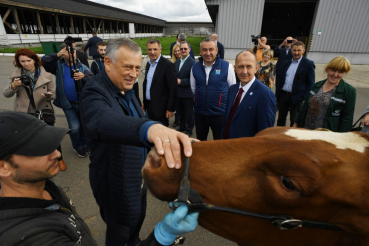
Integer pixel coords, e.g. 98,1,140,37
0,179,165,246
217,41,225,59
0,179,96,245
80,69,154,227
83,36,103,57
175,56,196,98
76,50,89,68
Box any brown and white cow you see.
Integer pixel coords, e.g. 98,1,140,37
143,127,369,246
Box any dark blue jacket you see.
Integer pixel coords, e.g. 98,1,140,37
193,55,229,115
175,56,195,98
275,56,315,104
217,41,225,59
91,58,104,75
83,36,103,57
41,53,93,109
170,41,195,59
221,79,276,139
79,69,155,227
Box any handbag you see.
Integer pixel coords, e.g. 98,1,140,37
24,81,56,125
35,108,56,125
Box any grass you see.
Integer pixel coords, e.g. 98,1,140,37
0,36,207,56
134,36,206,56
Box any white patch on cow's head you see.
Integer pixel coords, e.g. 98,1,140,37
285,129,369,153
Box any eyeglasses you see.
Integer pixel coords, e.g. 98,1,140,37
180,48,188,51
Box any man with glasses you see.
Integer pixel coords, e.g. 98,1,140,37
175,41,196,137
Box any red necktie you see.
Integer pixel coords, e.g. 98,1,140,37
223,87,244,139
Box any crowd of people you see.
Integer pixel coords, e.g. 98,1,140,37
1,31,368,246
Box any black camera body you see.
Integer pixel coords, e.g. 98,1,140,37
71,68,80,78
251,35,261,46
64,36,82,45
13,74,32,86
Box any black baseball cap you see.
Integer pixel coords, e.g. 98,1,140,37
0,111,70,158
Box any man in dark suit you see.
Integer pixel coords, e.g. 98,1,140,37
211,33,225,59
143,39,177,126
221,51,276,139
275,41,315,127
175,41,196,137
170,33,195,59
83,31,103,60
72,42,89,68
274,36,296,87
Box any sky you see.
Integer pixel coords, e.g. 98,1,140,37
88,0,212,21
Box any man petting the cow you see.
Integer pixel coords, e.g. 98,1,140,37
79,37,196,245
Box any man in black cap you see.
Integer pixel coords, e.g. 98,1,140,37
0,111,199,245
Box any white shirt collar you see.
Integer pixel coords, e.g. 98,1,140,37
239,76,256,93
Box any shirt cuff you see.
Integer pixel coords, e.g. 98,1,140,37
138,121,161,146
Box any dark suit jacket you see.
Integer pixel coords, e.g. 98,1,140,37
143,56,177,118
175,56,195,98
170,41,195,59
221,79,276,138
83,36,103,57
217,41,225,59
76,50,89,68
275,56,315,104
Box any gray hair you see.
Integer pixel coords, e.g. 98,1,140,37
178,33,186,42
211,33,218,40
106,37,141,63
200,38,216,47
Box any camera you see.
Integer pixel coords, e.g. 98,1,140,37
251,35,261,46
13,74,32,86
287,40,293,44
64,36,82,45
71,68,80,78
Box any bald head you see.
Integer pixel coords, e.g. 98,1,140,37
211,33,218,41
234,51,258,86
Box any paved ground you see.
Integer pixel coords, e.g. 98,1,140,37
0,56,368,246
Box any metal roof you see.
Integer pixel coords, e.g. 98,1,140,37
6,0,166,25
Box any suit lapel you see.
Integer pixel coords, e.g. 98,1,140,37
175,60,180,74
232,81,259,120
177,58,190,77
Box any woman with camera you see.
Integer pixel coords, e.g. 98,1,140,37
293,56,356,132
3,48,67,170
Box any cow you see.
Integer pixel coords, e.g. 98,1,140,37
142,127,369,246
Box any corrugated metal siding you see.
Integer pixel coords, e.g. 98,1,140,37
216,0,265,48
311,0,369,52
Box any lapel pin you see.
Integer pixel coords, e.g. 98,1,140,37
250,92,253,96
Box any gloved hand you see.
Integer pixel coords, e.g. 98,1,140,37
154,203,199,245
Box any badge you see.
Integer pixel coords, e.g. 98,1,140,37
250,92,253,96
215,69,221,75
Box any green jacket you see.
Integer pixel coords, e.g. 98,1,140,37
295,79,356,132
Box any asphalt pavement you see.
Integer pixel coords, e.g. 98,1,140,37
0,55,368,246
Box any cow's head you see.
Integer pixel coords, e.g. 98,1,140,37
142,128,369,245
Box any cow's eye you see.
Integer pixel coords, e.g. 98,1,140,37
280,176,297,191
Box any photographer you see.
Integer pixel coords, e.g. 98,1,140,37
251,36,270,61
41,43,93,158
3,48,67,171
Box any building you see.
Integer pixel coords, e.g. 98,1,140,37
205,0,369,64
164,22,214,37
0,0,166,45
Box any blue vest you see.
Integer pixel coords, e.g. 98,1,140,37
193,55,229,115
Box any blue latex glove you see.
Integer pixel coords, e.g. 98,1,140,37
154,203,199,245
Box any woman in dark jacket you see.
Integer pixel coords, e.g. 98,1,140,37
2,48,67,170
294,56,356,132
